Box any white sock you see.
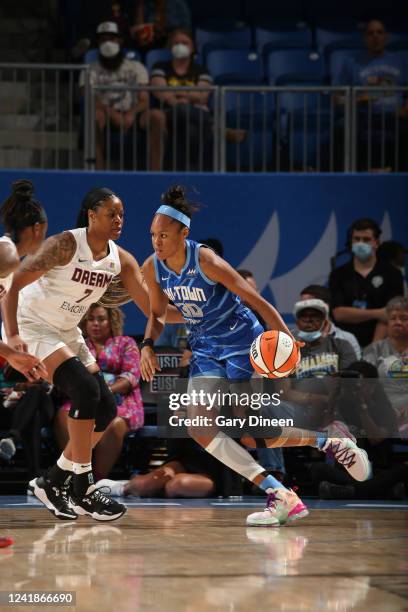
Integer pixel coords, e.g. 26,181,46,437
206,432,265,482
72,461,92,475
57,453,74,472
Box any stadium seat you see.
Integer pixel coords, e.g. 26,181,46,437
326,44,364,84
315,27,363,54
266,49,324,85
84,48,141,64
225,90,275,128
145,48,172,73
255,25,312,56
195,27,252,54
226,129,275,171
207,50,263,84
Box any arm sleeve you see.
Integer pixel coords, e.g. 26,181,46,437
117,336,141,388
384,267,404,302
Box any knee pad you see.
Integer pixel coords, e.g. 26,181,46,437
93,372,117,432
53,357,100,420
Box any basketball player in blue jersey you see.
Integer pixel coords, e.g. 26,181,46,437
140,186,372,526
2,187,182,523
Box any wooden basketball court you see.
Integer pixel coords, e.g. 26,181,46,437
0,497,407,611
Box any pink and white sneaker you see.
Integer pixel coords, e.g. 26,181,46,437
246,489,309,527
325,420,356,444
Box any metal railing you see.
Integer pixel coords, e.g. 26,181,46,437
220,86,351,172
86,85,219,172
351,87,408,172
0,63,88,170
0,62,406,173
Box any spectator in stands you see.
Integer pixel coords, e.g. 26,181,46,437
81,21,165,170
329,218,403,348
363,296,408,430
310,361,406,500
334,19,408,170
130,0,191,50
54,304,143,481
150,28,214,170
97,437,223,497
299,284,361,359
277,298,356,429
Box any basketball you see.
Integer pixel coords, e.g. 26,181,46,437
250,330,298,378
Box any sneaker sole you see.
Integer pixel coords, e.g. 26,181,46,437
245,519,281,527
285,507,310,525
70,503,127,522
29,478,77,521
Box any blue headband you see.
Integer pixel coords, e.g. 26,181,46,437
156,205,191,228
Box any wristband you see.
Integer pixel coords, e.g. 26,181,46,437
140,338,154,350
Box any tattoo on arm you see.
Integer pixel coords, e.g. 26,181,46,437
20,232,76,273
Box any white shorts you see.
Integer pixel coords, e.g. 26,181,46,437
2,313,96,367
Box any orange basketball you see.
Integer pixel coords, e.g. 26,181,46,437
250,330,299,378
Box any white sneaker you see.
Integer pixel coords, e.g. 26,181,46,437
95,479,127,497
246,489,309,527
325,420,356,444
322,438,372,482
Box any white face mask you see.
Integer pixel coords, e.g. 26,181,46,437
171,43,191,59
99,41,120,58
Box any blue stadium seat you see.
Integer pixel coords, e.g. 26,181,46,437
225,90,275,128
195,27,252,54
207,50,263,84
327,46,364,84
315,27,363,54
255,25,312,56
84,48,141,64
243,0,303,25
146,48,172,73
266,49,324,85
226,129,275,171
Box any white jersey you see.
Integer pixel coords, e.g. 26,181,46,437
0,235,15,301
19,228,121,331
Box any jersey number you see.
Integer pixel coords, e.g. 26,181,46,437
76,289,93,303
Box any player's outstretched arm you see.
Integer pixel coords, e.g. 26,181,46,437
2,232,76,349
199,247,295,339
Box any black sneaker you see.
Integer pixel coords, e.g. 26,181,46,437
69,486,127,521
28,476,78,520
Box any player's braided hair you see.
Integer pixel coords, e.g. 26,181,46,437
76,187,117,228
0,179,47,243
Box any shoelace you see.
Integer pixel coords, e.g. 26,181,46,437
90,487,114,506
326,441,357,469
265,491,283,512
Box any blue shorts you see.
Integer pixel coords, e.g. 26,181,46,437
189,352,253,381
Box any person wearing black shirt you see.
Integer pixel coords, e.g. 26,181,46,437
329,218,403,347
150,28,213,170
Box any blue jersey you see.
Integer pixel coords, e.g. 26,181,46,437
154,239,263,363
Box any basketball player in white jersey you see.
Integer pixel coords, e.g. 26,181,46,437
0,180,48,550
2,187,181,521
0,180,48,380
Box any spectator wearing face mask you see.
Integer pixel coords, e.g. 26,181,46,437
149,28,214,170
329,218,404,348
80,21,165,170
